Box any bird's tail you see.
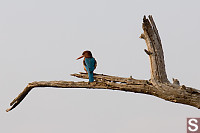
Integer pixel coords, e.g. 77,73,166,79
88,71,94,82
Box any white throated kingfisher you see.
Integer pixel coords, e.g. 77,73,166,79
76,50,97,82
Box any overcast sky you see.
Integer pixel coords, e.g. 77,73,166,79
1,0,200,133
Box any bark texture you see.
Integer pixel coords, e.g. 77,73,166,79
6,15,200,112
140,15,169,84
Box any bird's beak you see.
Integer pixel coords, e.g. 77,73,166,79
76,55,84,60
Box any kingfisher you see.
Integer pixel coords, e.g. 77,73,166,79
76,50,97,82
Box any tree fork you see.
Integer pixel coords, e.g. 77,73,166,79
6,15,200,112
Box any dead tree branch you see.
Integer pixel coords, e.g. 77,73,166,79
6,15,200,112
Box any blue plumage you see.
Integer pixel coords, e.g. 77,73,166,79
84,58,95,82
76,50,97,82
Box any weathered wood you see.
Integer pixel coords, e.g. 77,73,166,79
6,78,151,112
141,15,169,84
6,15,200,112
6,73,200,112
71,73,150,85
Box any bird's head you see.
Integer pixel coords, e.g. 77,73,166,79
76,50,93,60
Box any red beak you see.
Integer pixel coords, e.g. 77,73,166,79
76,55,84,60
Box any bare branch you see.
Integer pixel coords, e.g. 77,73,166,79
71,73,149,85
6,73,200,112
6,75,151,112
142,15,169,84
6,15,200,112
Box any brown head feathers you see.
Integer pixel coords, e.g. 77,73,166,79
82,50,93,58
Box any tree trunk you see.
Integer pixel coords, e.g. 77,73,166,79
6,15,200,112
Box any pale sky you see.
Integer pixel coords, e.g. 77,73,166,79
1,0,200,133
